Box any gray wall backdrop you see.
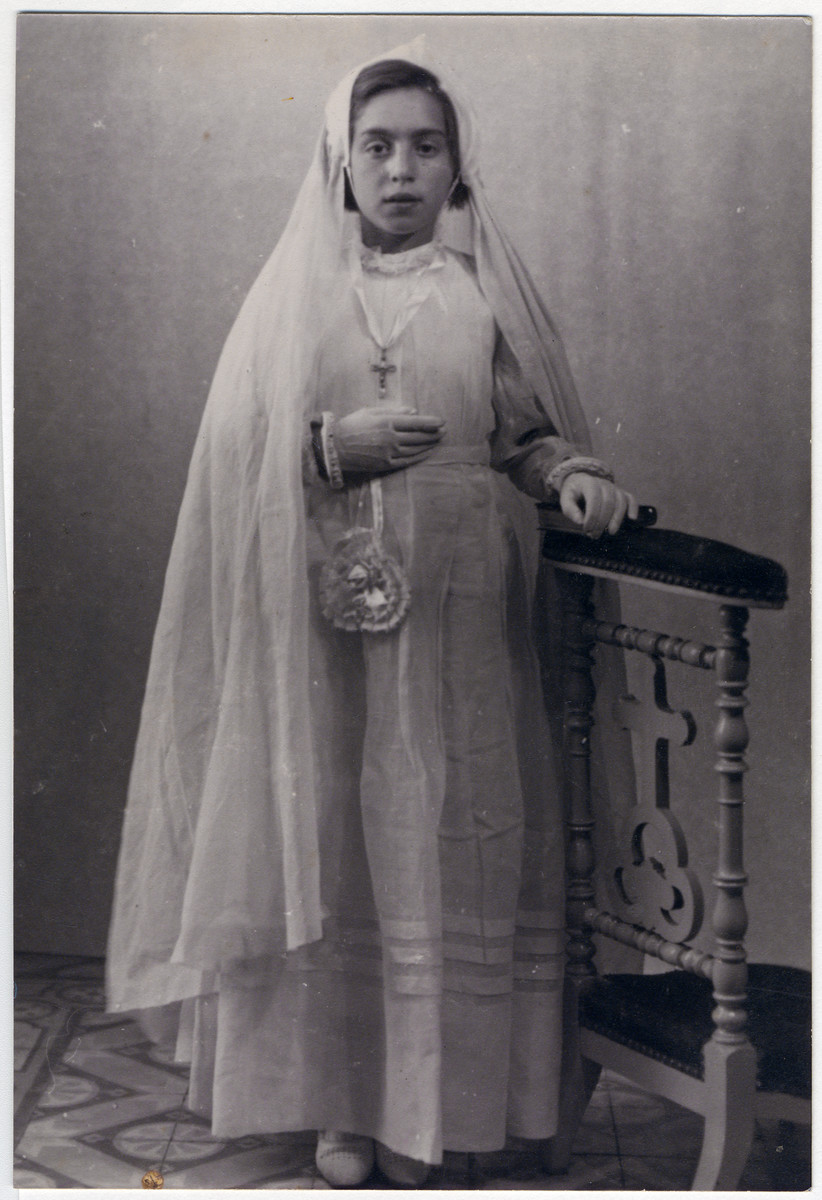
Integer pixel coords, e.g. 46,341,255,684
15,14,811,965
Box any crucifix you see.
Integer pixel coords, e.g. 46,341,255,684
371,348,397,400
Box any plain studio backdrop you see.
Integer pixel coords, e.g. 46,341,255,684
14,15,810,970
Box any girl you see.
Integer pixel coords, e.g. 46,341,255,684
107,40,637,1188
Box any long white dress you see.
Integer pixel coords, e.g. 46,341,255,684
181,239,588,1163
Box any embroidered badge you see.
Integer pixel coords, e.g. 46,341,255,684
319,527,410,633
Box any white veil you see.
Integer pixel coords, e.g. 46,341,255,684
107,38,625,1015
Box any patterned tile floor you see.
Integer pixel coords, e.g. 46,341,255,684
14,953,810,1190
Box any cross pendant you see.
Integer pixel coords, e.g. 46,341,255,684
371,349,397,400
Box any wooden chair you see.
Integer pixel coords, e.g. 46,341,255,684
539,512,810,1190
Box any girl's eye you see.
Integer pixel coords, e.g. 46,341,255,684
417,141,441,156
365,141,390,157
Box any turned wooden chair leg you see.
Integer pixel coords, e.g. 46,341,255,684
543,571,600,1175
692,1038,757,1190
692,604,757,1191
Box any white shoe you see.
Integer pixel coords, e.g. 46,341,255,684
375,1142,431,1187
315,1130,375,1187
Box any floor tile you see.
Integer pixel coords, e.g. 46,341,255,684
621,1143,811,1193
13,954,812,1191
14,982,77,1131
583,1081,614,1110
67,1019,155,1051
574,1101,619,1155
16,1138,155,1189
605,1072,672,1109
46,980,106,1010
742,1121,812,1191
15,1015,50,1074
35,1071,109,1110
619,1153,696,1190
424,1150,628,1191
19,1097,185,1147
165,1145,321,1188
247,1176,318,1190
502,1154,626,1190
59,1045,189,1095
13,1162,66,1188
14,1152,100,1189
110,1116,217,1164
473,1155,537,1187
613,1098,703,1157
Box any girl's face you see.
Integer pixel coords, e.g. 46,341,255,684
349,87,456,253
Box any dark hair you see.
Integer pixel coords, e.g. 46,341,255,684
344,59,470,211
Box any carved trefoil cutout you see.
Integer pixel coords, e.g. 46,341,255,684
613,658,703,943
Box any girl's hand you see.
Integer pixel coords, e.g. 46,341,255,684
335,406,445,474
559,472,639,537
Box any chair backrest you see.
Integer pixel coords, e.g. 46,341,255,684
539,512,789,1034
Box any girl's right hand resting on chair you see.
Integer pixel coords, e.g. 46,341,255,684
560,471,638,538
335,406,445,474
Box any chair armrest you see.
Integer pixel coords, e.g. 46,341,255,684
538,514,788,609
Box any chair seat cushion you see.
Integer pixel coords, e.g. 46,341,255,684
578,964,810,1098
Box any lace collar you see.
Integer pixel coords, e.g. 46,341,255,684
359,238,446,276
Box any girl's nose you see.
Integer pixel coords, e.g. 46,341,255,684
389,146,414,181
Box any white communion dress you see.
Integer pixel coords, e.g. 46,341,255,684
178,238,601,1164
107,39,639,1174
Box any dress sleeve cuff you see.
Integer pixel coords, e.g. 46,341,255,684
544,455,615,496
303,416,328,485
